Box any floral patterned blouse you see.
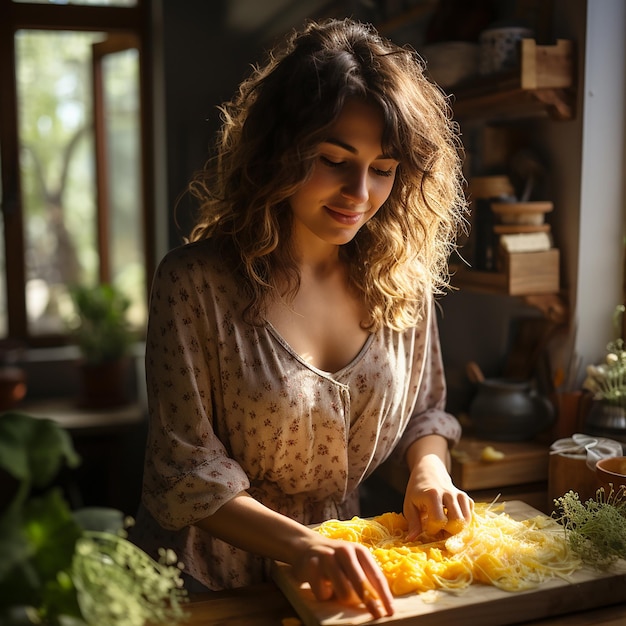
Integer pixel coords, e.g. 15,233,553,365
134,239,461,590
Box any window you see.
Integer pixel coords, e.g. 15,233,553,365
0,0,153,346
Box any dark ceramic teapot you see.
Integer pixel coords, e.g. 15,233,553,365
469,377,555,441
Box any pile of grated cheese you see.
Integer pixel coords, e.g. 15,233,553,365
316,502,582,596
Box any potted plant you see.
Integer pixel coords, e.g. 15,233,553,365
69,283,135,409
582,304,626,444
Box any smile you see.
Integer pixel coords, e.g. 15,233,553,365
324,206,365,225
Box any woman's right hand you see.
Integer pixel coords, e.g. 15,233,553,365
290,533,395,620
197,493,394,619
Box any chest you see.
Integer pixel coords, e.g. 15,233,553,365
265,280,371,373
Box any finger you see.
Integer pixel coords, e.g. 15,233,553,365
404,504,422,541
318,552,360,606
357,552,395,618
442,493,474,534
331,547,393,619
360,578,386,620
316,579,334,601
308,576,334,601
422,498,448,536
305,557,335,602
461,493,475,519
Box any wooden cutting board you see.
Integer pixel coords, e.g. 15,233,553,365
271,501,626,626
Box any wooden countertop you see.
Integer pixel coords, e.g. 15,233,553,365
182,584,625,625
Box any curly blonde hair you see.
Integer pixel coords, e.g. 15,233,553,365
187,18,467,331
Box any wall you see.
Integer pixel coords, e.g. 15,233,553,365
158,0,267,250
574,0,626,366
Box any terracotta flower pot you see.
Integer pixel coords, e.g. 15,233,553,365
0,366,27,411
78,358,130,409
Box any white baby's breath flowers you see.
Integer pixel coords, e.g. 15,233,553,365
582,305,626,409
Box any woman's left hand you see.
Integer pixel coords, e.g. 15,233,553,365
403,451,473,541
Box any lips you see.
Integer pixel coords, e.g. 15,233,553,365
324,206,365,225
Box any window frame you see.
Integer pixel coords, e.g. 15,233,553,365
0,0,155,346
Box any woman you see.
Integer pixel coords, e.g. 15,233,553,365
134,17,472,619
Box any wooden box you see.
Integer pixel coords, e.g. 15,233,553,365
453,249,559,296
506,248,560,295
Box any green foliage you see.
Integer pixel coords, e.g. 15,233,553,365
0,412,187,626
553,488,626,570
0,412,80,491
0,413,83,624
69,283,134,364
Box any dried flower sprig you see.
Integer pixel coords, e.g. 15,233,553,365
582,305,626,408
553,487,626,570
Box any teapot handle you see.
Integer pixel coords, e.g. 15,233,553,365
532,392,556,428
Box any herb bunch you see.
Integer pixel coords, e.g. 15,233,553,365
553,488,626,570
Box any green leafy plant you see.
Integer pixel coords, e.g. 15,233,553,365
69,284,135,365
0,412,187,626
553,488,626,570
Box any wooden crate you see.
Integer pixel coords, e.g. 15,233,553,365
506,248,560,295
453,249,560,296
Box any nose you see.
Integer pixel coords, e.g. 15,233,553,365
340,167,369,206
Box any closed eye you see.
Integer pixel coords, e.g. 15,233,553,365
373,166,395,177
321,156,396,178
320,156,344,168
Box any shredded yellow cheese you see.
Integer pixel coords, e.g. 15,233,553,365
316,503,581,596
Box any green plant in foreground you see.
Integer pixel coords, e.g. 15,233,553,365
553,487,626,570
0,412,187,626
72,529,186,626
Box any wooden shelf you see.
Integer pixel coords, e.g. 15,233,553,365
450,39,576,121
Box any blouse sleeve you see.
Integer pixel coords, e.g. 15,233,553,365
391,303,462,463
141,247,250,531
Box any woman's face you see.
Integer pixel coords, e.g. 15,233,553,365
288,98,399,251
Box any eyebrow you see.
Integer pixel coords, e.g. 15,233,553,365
324,137,396,160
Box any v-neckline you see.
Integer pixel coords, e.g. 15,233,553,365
264,320,375,378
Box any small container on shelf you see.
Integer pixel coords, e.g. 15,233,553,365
491,201,553,227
